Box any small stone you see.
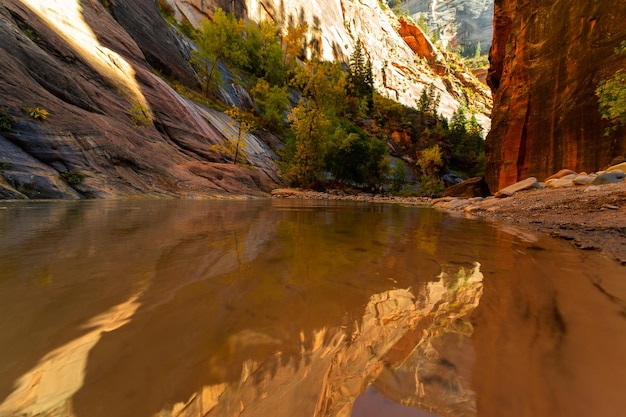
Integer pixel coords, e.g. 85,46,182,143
602,204,620,210
463,205,480,213
584,185,601,192
432,197,456,204
446,199,472,210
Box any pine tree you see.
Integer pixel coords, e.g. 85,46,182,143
347,40,374,113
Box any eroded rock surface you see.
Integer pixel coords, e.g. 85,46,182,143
485,0,626,192
0,0,284,199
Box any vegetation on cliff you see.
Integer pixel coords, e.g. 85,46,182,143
183,9,486,195
596,41,626,134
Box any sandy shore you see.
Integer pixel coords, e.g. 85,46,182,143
272,182,626,265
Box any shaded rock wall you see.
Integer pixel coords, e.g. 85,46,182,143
0,0,285,199
485,0,626,191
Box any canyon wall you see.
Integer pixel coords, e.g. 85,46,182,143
485,0,626,191
0,0,490,199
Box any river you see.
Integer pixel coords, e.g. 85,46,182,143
0,199,624,417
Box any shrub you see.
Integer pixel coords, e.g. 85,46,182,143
22,28,39,42
390,161,409,192
23,107,48,121
419,174,444,197
0,113,14,131
60,169,85,185
0,162,12,173
417,144,443,177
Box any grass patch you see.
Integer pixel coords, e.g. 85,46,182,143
129,102,152,128
0,162,12,173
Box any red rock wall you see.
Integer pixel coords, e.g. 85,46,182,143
397,19,437,62
485,0,626,191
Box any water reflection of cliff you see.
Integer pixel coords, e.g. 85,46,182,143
152,263,483,417
0,200,489,417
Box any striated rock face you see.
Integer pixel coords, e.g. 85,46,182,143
167,0,491,126
485,0,626,192
393,0,493,53
0,0,285,199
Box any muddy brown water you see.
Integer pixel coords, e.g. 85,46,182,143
0,200,624,417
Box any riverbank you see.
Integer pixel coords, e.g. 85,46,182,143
272,182,626,265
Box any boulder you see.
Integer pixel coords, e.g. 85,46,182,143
573,174,596,185
495,177,542,198
545,178,574,188
606,162,626,174
443,177,491,198
545,169,577,181
592,171,626,185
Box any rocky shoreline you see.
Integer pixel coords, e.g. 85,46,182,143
272,180,626,265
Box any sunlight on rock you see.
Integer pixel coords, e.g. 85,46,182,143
0,291,144,417
20,0,149,109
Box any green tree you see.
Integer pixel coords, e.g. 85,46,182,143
282,22,308,74
191,9,248,96
417,84,440,116
417,144,444,196
243,20,286,85
287,60,350,186
448,108,485,177
596,42,626,133
347,40,374,113
474,41,481,59
324,122,388,186
390,161,409,192
288,100,330,185
450,105,468,133
251,79,290,132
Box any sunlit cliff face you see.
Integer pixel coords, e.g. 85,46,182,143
163,0,491,128
20,0,149,110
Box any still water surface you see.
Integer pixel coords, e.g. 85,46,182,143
0,200,625,417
